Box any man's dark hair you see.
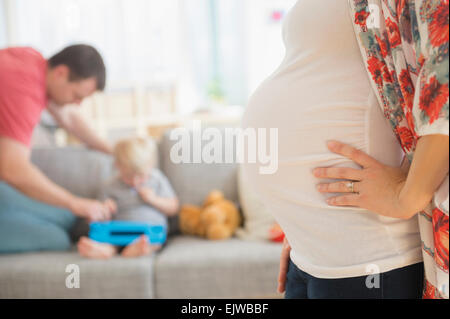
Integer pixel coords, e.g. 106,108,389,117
48,44,106,91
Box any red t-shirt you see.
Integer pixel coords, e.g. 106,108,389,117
0,47,48,147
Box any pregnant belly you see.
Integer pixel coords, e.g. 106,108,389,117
241,75,420,272
242,76,371,210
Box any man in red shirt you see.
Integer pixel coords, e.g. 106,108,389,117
0,45,116,253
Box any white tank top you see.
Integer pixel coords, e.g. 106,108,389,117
242,0,422,278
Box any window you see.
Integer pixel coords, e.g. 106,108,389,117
0,1,7,47
1,0,296,111
7,0,180,90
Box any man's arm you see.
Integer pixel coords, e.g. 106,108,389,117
48,104,112,154
0,137,114,221
0,137,75,208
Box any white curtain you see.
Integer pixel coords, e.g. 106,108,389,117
8,0,180,89
0,0,7,47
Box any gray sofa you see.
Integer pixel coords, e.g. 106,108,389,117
0,130,282,299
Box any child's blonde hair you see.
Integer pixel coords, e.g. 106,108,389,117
113,137,157,174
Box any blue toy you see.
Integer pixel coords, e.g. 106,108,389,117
89,221,167,246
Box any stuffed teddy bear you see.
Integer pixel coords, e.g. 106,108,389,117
179,190,241,240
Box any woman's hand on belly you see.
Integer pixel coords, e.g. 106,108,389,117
313,140,412,219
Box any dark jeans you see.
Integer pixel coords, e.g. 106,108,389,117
285,259,424,299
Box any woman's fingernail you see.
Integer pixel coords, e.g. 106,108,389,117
327,141,338,148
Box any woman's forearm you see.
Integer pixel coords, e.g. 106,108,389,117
399,134,449,218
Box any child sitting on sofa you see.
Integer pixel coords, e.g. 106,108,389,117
77,137,179,259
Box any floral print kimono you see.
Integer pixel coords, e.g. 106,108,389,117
348,0,449,299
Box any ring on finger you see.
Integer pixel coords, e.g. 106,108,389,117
345,181,356,193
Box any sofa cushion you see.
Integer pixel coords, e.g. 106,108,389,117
154,236,282,298
159,128,239,205
159,129,239,235
0,248,154,298
31,147,114,199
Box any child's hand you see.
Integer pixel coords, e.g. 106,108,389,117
70,197,114,223
138,187,156,204
104,199,117,217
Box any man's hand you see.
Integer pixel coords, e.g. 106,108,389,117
69,197,116,223
277,237,291,294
